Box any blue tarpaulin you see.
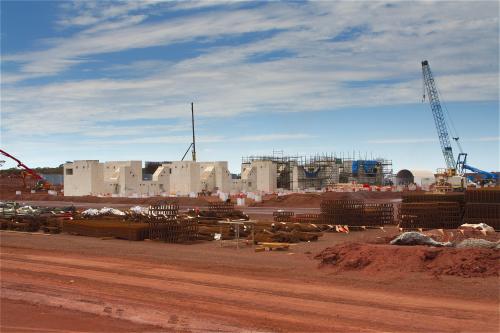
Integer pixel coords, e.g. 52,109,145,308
352,160,379,174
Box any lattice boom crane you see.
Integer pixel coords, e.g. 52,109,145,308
421,60,456,171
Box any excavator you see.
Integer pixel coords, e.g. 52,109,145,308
421,60,498,191
0,149,51,190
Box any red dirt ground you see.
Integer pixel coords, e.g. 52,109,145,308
1,298,165,332
315,242,500,278
1,230,499,332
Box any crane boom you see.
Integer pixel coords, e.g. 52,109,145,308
463,164,498,180
421,60,456,170
0,149,43,180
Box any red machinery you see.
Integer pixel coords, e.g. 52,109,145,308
0,149,50,190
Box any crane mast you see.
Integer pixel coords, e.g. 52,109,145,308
421,60,456,171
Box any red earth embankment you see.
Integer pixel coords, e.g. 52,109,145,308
315,242,500,278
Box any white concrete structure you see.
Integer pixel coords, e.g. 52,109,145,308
63,160,104,196
239,160,277,193
63,160,233,197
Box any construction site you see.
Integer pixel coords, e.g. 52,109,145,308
1,3,499,331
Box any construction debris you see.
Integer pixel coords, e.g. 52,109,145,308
255,242,291,252
455,238,500,249
0,201,73,233
390,232,452,247
460,223,495,233
81,207,126,217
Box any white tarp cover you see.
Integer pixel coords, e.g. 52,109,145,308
390,232,452,247
460,223,495,233
81,207,125,216
130,206,148,214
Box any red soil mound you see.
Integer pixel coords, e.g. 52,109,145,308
315,242,500,278
249,193,323,208
249,191,402,208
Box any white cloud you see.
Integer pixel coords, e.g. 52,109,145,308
81,132,312,145
367,138,438,144
237,133,314,142
366,137,500,144
467,136,500,143
1,1,498,145
56,1,161,28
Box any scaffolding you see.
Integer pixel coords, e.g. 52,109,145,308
242,151,393,190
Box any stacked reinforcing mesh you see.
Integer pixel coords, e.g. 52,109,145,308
321,200,364,226
320,200,393,227
293,213,321,223
363,203,394,227
399,192,464,229
401,192,466,205
63,220,149,241
148,201,198,243
148,218,198,243
273,211,295,222
208,202,235,218
2,215,42,232
464,188,500,230
398,202,461,229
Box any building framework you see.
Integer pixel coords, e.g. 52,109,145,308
242,151,393,190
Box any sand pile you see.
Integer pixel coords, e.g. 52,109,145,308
315,242,499,278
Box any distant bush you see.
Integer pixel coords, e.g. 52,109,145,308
0,166,63,175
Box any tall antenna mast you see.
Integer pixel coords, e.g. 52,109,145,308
191,102,196,162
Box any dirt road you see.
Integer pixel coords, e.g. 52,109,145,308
1,232,498,332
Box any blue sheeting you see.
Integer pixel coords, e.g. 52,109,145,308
352,161,359,174
352,160,379,174
304,167,321,178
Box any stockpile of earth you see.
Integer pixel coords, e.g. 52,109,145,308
315,242,499,278
0,175,30,194
249,191,402,208
248,193,323,207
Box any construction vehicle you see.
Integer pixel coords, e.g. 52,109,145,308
421,60,498,191
0,149,51,190
462,164,498,186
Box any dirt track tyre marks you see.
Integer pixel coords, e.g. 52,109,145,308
1,252,498,333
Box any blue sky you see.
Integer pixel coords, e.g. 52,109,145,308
1,1,498,173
